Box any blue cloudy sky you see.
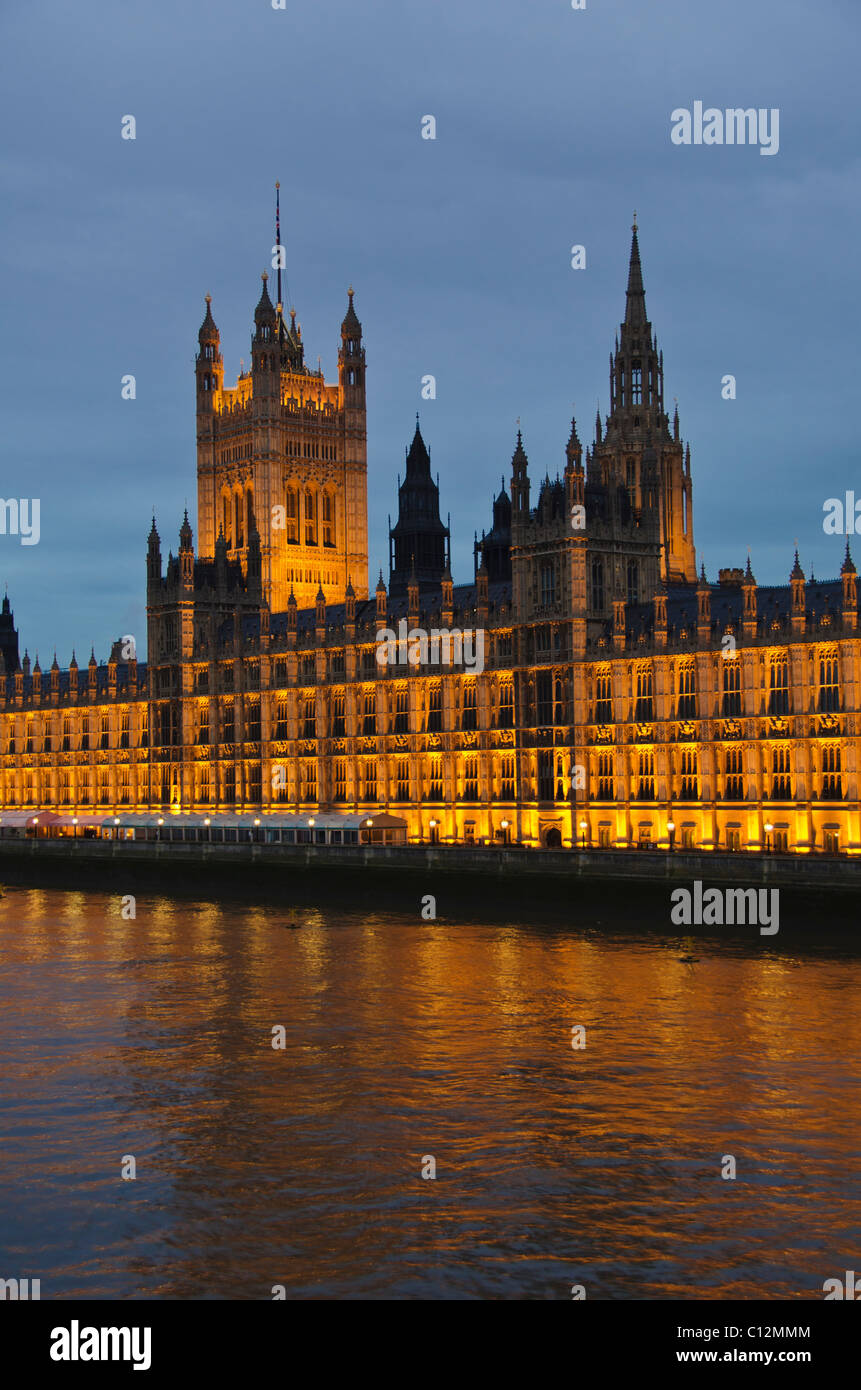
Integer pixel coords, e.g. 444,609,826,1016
1,0,858,662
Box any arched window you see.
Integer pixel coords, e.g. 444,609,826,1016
285,486,298,543
676,664,697,718
222,493,231,545
322,492,334,547
626,559,639,604
819,654,840,712
305,488,317,545
631,360,642,404
590,558,605,612
540,563,555,608
234,492,244,547
246,489,255,538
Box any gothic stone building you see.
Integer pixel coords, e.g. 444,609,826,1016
1,224,859,854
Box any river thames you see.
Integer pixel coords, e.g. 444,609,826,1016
1,883,858,1299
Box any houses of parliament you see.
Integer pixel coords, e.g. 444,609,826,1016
1,217,858,855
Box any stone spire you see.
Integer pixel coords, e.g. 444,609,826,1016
625,216,647,327
388,418,449,597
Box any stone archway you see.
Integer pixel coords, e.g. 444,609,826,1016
544,826,563,849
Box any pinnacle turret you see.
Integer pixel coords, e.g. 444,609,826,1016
842,539,856,576
198,294,219,345
341,286,361,336
254,272,276,324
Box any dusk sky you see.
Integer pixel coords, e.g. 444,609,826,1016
1,0,858,663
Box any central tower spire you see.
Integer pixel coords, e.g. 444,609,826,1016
587,220,697,587
625,216,647,328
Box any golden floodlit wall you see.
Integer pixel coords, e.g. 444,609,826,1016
1,597,858,855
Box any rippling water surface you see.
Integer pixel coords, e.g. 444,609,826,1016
0,884,858,1299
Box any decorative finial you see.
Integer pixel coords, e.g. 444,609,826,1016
261,270,268,282
632,210,638,232
205,293,211,305
276,180,280,190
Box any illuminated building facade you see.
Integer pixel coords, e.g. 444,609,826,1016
1,222,858,854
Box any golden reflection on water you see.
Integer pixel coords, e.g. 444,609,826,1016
0,884,858,1300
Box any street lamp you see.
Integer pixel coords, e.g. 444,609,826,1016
764,821,773,853
667,820,676,852
500,818,509,845
579,819,587,850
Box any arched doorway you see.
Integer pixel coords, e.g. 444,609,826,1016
544,826,563,849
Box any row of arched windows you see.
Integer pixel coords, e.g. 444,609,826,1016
283,486,335,547
586,558,639,612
